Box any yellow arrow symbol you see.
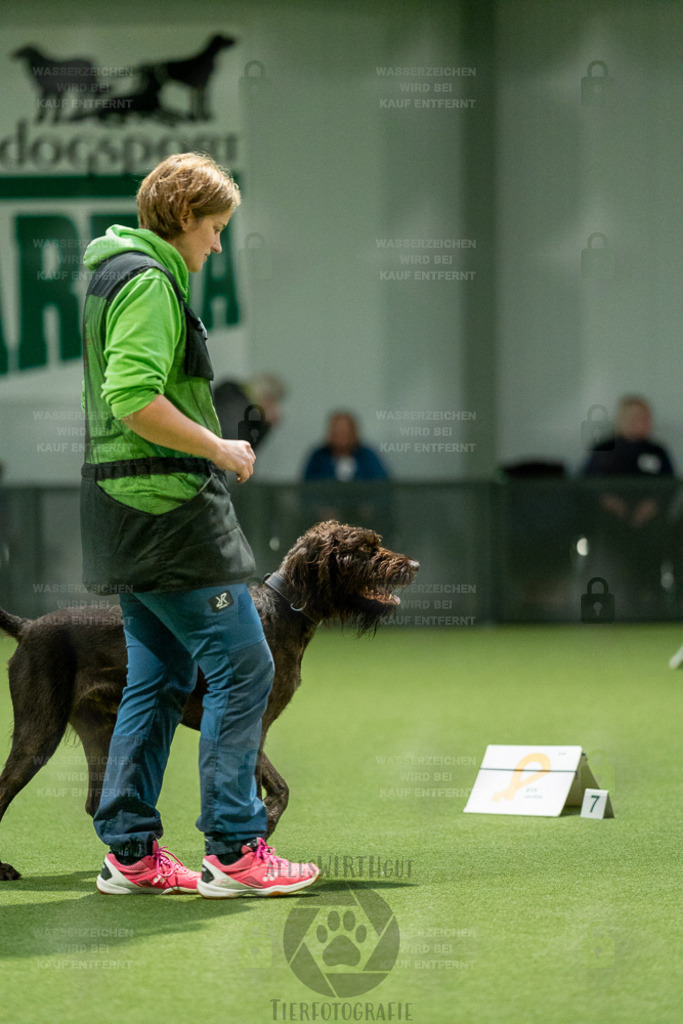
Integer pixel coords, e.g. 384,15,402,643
493,752,552,801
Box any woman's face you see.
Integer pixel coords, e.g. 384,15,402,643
618,402,651,441
170,209,232,273
328,415,358,455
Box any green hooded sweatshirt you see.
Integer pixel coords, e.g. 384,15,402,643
82,225,222,513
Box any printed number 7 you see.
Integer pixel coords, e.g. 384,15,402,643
590,794,600,812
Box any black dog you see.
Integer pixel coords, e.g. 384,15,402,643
0,521,418,879
69,66,184,126
12,45,107,123
151,34,236,121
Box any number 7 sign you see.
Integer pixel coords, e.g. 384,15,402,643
580,788,614,819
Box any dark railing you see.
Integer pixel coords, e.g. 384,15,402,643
1,479,681,624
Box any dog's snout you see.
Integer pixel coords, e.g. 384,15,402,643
408,560,420,571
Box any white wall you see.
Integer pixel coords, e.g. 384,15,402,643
0,0,680,486
0,0,478,483
495,0,683,474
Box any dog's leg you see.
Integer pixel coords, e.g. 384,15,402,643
70,707,115,817
198,86,208,121
259,752,289,838
0,630,77,879
0,702,71,880
0,730,62,879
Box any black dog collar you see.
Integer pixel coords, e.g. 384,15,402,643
263,571,319,626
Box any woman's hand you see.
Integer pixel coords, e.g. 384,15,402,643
122,395,256,483
212,439,255,483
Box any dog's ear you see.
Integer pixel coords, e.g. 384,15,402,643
286,539,313,598
313,524,338,598
284,526,330,602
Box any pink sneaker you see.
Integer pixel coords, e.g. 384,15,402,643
96,841,200,895
198,838,320,899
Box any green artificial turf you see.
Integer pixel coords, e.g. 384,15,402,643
0,624,681,1024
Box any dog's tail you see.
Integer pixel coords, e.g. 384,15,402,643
0,608,29,641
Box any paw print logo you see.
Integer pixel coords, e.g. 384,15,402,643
283,884,400,996
317,910,367,967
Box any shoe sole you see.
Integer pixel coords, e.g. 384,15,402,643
197,868,320,900
96,877,197,895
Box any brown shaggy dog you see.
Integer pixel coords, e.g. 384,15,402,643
0,521,419,879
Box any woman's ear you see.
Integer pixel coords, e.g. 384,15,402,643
178,208,193,232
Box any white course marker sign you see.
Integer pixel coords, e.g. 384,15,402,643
580,788,614,819
463,745,614,817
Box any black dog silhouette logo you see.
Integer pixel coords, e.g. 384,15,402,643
283,885,400,996
11,35,235,125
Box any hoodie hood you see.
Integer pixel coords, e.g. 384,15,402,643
83,225,190,299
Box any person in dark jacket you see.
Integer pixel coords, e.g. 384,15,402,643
303,411,389,481
583,395,674,520
584,396,673,480
582,395,676,608
301,411,391,534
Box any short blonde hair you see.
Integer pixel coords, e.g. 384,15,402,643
137,153,241,240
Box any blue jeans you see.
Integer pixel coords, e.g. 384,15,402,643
93,584,274,858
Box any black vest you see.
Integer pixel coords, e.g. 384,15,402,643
80,252,255,594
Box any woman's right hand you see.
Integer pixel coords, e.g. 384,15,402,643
213,439,256,483
122,396,257,483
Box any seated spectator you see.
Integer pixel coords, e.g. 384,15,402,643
583,395,674,520
301,412,391,534
581,395,676,612
302,412,389,481
584,395,673,476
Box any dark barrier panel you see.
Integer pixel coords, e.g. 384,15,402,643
1,479,681,623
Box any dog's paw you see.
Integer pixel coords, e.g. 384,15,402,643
316,910,367,967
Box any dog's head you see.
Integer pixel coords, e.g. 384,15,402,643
280,520,419,634
210,35,237,51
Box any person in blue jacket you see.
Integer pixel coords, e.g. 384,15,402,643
303,411,389,481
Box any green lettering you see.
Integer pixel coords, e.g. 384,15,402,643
0,276,8,374
15,215,81,370
200,222,239,328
